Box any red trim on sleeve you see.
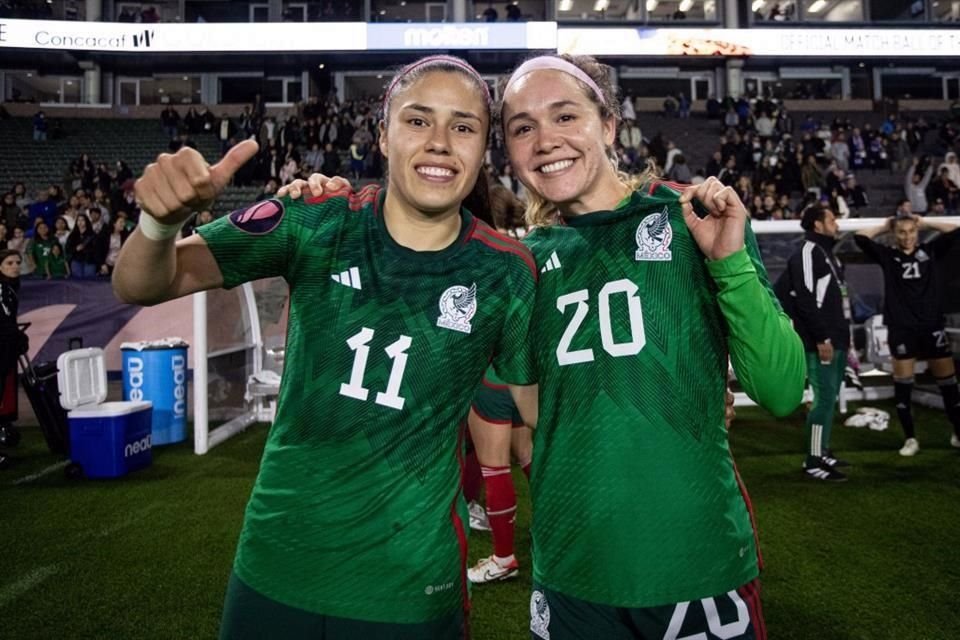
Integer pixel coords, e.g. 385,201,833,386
470,225,538,280
304,185,353,205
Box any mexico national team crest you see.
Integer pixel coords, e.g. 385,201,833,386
436,283,477,334
530,590,551,639
635,206,673,261
228,199,285,235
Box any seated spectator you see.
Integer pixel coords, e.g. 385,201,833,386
723,107,739,131
717,156,740,186
64,214,98,279
667,154,692,184
929,197,947,216
705,150,723,178
53,216,70,248
663,141,683,174
117,6,136,21
939,152,960,186
929,166,959,214
256,178,279,203
46,243,69,279
755,112,775,139
830,133,850,172
29,221,55,279
801,154,824,196
304,143,324,172
98,216,130,276
895,198,913,218
321,142,341,177
1,192,22,231
844,174,869,213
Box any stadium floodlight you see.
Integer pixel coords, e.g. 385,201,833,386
808,0,827,12
559,0,573,10
679,0,694,11
594,0,609,11
752,0,766,11
646,0,659,10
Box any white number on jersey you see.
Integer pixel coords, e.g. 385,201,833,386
663,590,751,640
339,327,412,411
555,278,646,366
901,262,921,280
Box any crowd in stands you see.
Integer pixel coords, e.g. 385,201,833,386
7,87,960,283
609,94,960,221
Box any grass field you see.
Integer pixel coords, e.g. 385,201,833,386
3,401,960,640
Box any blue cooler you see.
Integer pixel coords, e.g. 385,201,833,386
121,339,188,446
57,348,153,479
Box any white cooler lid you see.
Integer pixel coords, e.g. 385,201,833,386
57,347,108,410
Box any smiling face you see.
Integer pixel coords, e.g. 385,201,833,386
379,70,489,220
895,218,919,253
501,70,622,215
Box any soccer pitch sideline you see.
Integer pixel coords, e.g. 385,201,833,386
2,403,958,640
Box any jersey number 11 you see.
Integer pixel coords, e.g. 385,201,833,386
339,327,412,411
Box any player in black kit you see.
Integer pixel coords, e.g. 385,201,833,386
855,214,960,456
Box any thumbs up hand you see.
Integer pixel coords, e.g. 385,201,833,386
134,139,259,227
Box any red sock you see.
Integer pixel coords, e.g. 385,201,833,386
482,465,516,559
520,460,531,480
462,450,482,503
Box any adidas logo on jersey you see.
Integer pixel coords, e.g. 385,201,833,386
540,251,562,273
331,267,362,290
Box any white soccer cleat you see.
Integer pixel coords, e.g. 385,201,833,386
951,434,960,449
468,500,491,532
468,555,519,584
899,438,919,457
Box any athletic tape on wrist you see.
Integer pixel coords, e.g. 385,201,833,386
138,212,185,241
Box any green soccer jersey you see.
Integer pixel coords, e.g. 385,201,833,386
522,183,803,608
197,185,536,623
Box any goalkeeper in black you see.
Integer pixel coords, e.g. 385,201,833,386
855,214,960,456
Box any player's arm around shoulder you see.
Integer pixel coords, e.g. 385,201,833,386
112,142,260,305
679,179,804,417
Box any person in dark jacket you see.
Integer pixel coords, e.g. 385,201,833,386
0,249,25,469
784,203,851,481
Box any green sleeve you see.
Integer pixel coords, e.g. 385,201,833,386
196,198,298,289
490,256,537,386
706,231,805,417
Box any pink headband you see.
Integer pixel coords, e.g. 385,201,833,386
503,56,605,104
381,55,491,117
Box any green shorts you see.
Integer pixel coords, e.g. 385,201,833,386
530,579,766,640
220,572,466,640
472,378,523,427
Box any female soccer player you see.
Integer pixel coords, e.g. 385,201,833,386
855,214,960,456
113,55,537,640
498,54,805,640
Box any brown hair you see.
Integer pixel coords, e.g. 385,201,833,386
496,54,658,227
380,55,494,222
488,182,527,234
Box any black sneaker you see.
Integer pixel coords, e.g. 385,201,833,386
822,449,851,468
803,457,848,482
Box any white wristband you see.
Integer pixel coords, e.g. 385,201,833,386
138,212,186,241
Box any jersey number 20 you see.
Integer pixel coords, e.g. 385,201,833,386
555,278,646,366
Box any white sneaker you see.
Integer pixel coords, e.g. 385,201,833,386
468,501,490,532
899,438,919,457
467,555,519,584
951,434,960,449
